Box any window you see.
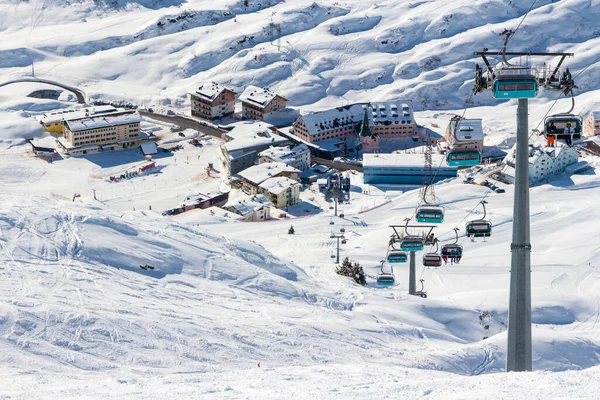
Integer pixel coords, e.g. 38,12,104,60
498,83,534,91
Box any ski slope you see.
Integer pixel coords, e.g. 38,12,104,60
2,0,600,397
1,132,600,397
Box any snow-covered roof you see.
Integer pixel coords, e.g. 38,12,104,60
313,138,345,152
259,177,301,196
141,141,157,155
239,85,284,108
224,122,288,153
65,110,141,132
363,153,455,169
300,104,365,136
299,102,414,136
171,206,243,224
259,146,294,160
503,142,577,166
190,82,234,102
258,145,307,164
292,143,310,153
179,191,225,208
224,194,273,217
453,119,484,141
238,162,300,185
40,105,118,124
370,102,413,126
30,136,57,150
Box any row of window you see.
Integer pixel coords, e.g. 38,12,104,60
74,137,116,145
75,132,115,139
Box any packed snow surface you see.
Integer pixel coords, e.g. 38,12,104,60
2,0,600,398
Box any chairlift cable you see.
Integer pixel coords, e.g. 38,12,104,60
416,1,537,227
437,190,493,242
419,264,427,281
506,0,538,46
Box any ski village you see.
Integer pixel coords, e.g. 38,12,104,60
2,0,600,398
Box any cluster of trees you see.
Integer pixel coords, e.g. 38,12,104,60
336,257,366,286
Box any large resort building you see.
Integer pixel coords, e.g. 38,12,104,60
39,105,119,133
239,85,287,121
190,82,236,120
57,109,145,155
291,102,422,147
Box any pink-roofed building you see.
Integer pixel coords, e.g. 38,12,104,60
292,102,422,145
584,111,600,136
190,82,236,120
239,85,287,121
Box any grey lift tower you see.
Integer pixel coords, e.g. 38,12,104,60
389,223,436,295
473,31,574,372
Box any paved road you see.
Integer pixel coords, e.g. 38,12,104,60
139,111,227,140
313,157,363,173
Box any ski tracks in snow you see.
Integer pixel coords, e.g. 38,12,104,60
470,347,493,376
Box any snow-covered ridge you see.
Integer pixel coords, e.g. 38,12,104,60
1,0,599,113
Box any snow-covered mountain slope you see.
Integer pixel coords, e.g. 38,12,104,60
4,0,600,397
3,150,600,397
1,0,599,114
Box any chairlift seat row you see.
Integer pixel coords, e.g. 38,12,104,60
422,253,443,268
377,274,395,286
465,220,492,237
493,70,538,99
377,263,395,286
416,206,444,224
387,250,408,263
543,114,583,139
446,150,481,167
401,239,424,252
441,244,463,257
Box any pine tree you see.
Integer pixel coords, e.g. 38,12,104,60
288,225,295,235
335,257,366,286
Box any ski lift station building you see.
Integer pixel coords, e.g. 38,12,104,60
363,153,457,184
